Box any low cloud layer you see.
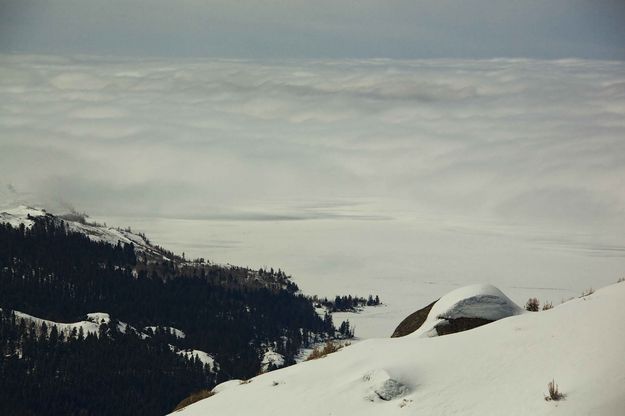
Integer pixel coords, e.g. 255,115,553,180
1,54,624,235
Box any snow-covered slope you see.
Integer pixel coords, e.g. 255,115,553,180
0,206,44,228
0,205,173,260
9,310,118,337
174,283,625,416
177,349,218,372
8,308,220,372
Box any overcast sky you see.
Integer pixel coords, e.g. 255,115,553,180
1,0,624,59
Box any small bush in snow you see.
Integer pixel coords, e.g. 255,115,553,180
306,341,349,361
580,288,595,297
545,379,564,401
173,389,215,411
525,298,540,312
617,277,625,283
542,301,553,311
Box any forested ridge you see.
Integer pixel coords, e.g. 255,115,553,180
0,216,338,415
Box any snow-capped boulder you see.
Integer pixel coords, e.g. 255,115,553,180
394,284,523,338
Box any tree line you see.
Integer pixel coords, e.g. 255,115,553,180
312,294,382,312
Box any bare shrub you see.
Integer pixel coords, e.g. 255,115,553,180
525,298,540,312
617,277,625,283
580,288,595,297
545,379,564,401
542,301,553,311
306,341,349,361
173,389,215,411
239,379,252,385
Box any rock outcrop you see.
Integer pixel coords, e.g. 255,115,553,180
392,284,523,338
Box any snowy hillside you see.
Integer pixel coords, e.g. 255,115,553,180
0,205,174,261
7,310,113,337
5,308,219,370
174,283,625,416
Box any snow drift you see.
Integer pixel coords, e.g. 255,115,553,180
173,283,625,416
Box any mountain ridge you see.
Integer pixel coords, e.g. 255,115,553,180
0,206,342,415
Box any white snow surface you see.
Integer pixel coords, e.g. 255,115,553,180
409,283,524,338
173,283,625,416
0,206,47,228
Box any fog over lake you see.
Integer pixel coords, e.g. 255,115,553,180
2,55,624,336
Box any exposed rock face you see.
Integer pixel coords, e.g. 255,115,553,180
431,317,494,336
374,379,409,401
391,299,438,338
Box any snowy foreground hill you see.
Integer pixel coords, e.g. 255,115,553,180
174,283,625,416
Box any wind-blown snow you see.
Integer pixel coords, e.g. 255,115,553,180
173,283,625,416
409,283,524,338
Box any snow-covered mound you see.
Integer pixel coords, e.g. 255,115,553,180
173,283,625,416
409,283,524,338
